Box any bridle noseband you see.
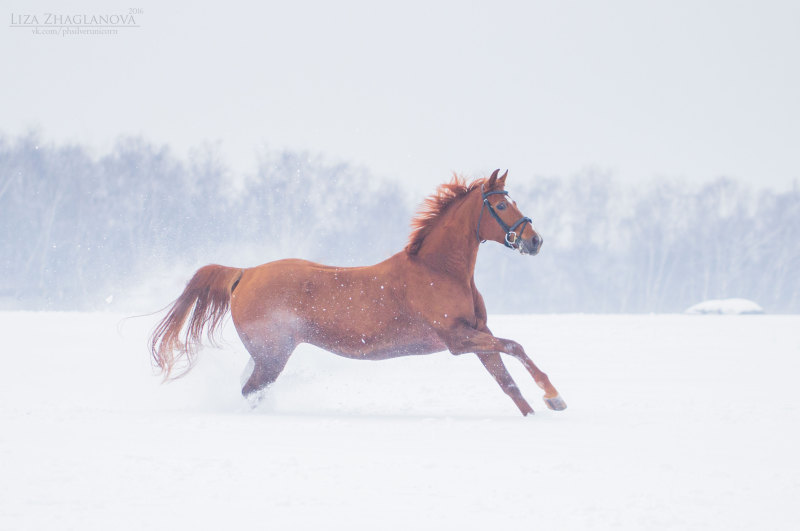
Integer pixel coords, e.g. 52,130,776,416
476,184,532,248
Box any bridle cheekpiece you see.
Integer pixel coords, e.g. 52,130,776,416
476,184,532,249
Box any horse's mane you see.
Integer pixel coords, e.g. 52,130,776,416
405,175,486,255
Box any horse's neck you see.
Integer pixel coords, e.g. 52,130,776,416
415,193,481,282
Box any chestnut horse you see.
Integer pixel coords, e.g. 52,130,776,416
150,170,566,416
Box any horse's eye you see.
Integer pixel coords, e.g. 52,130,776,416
496,201,507,211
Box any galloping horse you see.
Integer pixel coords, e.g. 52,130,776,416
150,170,566,416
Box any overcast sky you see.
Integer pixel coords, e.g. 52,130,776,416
3,1,799,192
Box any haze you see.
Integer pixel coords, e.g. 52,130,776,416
3,0,799,191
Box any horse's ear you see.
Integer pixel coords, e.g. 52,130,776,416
486,169,500,190
497,170,508,189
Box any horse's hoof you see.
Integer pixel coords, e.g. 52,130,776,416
244,389,265,409
544,395,567,411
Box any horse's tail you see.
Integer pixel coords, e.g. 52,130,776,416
150,265,243,380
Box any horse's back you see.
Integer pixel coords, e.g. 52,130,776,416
233,257,382,299
230,256,392,329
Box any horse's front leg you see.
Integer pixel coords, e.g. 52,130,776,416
477,352,535,416
442,327,567,412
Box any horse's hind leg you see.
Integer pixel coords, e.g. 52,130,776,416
238,331,296,405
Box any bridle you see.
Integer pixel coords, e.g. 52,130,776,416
476,184,533,248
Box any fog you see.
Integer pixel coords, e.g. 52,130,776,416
2,133,797,313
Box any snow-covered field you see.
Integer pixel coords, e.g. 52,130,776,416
2,312,799,530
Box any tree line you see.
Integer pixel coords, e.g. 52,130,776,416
1,133,798,312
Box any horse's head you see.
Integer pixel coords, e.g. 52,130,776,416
477,169,543,255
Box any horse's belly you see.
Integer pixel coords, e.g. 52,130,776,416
307,320,446,360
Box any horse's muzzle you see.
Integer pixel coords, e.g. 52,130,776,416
519,234,543,255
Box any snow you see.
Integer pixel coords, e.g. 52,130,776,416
685,298,765,315
2,312,799,530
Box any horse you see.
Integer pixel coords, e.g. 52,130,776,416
150,169,566,416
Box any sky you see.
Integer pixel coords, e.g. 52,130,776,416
3,1,799,193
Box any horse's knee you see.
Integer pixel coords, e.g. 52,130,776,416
503,340,524,357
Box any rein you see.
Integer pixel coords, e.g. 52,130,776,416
476,184,532,248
